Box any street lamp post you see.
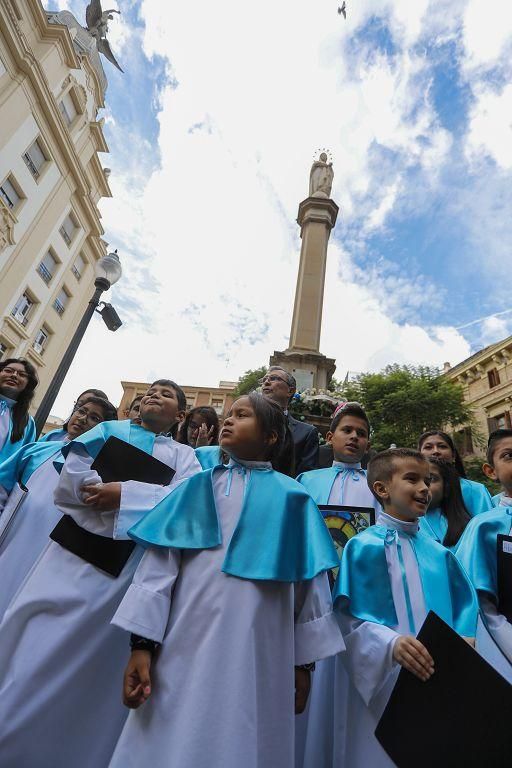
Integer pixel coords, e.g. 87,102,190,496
34,250,123,435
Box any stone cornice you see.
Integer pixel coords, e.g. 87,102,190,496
89,120,109,153
31,1,80,69
2,0,105,238
88,152,112,198
297,196,339,232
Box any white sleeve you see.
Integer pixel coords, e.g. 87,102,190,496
53,446,101,510
479,594,512,664
294,572,345,666
338,610,400,706
114,449,201,540
111,545,181,643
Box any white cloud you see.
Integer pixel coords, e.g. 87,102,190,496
50,0,481,416
462,0,512,69
466,83,512,169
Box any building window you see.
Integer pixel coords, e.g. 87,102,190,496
455,427,474,456
37,249,58,285
11,292,35,326
72,253,86,280
0,341,9,360
0,175,22,211
211,397,224,414
23,138,48,180
53,287,70,316
488,368,501,388
33,326,50,356
185,395,196,410
59,212,78,246
59,91,78,127
0,58,6,78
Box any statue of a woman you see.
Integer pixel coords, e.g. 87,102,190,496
309,152,334,199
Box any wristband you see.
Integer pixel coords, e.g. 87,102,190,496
130,633,159,655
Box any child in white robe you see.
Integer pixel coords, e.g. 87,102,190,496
456,429,512,683
0,380,201,768
296,402,380,768
0,395,118,619
38,387,110,441
109,393,344,768
0,358,37,461
334,448,478,768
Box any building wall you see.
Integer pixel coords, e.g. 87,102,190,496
119,381,237,420
0,1,111,411
444,336,512,456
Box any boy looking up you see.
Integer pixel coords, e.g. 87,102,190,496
333,448,478,768
457,429,512,677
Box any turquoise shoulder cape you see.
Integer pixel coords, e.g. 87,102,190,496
455,507,512,599
334,525,478,636
0,413,36,463
129,467,339,582
492,492,503,507
460,477,492,516
60,419,156,461
296,467,340,505
195,445,224,470
420,508,448,545
38,428,67,443
0,440,67,492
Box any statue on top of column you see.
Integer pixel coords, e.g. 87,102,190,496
309,152,334,199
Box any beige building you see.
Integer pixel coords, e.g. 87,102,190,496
444,334,512,456
118,380,237,419
0,2,113,411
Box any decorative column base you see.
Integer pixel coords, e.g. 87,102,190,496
270,348,336,391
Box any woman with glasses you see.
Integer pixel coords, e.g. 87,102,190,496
0,358,38,462
38,387,109,442
0,396,118,619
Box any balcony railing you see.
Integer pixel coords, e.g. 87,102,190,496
23,153,40,179
71,264,82,280
59,226,72,246
37,262,53,284
53,298,66,316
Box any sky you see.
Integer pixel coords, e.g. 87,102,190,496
52,0,512,416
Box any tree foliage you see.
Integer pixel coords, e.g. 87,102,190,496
341,365,474,452
233,366,267,397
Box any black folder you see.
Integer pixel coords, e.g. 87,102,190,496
375,611,512,768
91,436,175,485
497,534,512,623
50,436,175,577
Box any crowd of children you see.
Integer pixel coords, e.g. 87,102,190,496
0,357,509,767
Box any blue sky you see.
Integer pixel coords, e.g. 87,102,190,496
53,0,512,413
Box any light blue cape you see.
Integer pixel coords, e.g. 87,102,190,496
455,507,512,600
334,524,478,637
460,477,492,516
38,427,67,443
0,403,36,463
296,466,346,505
128,466,339,582
0,440,67,492
195,445,224,470
60,419,156,462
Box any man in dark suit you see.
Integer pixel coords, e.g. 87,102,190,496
260,366,319,475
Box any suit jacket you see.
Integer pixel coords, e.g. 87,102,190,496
287,414,319,476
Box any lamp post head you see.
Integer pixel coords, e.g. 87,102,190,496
95,249,122,290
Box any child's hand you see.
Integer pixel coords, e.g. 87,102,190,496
393,635,434,682
81,482,121,511
123,650,152,709
294,667,311,714
195,423,215,448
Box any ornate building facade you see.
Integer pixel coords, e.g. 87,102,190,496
443,334,512,456
0,1,112,410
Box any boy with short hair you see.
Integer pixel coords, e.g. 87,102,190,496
296,402,380,768
333,448,478,768
456,429,512,676
297,401,380,512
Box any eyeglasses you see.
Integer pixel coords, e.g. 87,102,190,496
258,374,289,385
1,367,28,380
73,406,103,426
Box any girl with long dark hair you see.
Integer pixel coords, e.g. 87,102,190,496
421,457,472,548
39,387,109,442
0,358,38,460
108,393,342,768
418,429,491,516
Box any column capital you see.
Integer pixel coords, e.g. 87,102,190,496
297,196,339,232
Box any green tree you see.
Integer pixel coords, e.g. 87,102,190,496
233,366,267,396
341,364,475,452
